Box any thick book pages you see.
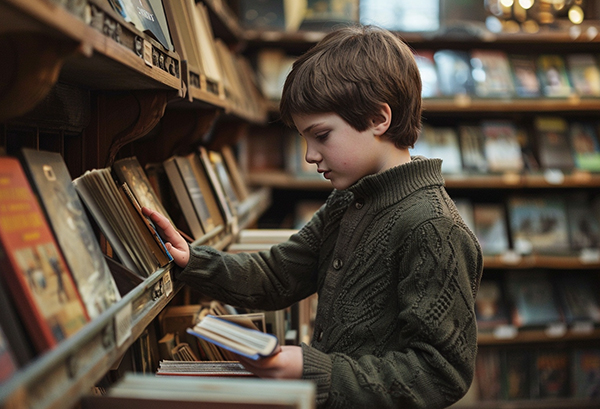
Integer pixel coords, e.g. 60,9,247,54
74,168,168,277
20,149,121,319
187,315,280,361
156,360,255,377
0,157,89,353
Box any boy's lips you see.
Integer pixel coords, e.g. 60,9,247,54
318,169,331,179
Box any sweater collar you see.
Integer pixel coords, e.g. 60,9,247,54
346,156,444,209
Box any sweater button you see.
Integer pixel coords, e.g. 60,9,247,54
333,258,343,269
355,199,364,209
317,330,323,342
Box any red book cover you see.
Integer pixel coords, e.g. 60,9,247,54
0,157,89,353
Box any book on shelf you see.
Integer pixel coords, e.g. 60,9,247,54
474,348,502,400
162,0,204,81
198,147,237,233
81,373,316,409
208,150,240,215
505,271,564,328
472,202,510,256
433,49,475,96
221,146,249,202
238,0,286,30
163,156,211,240
480,120,524,173
509,54,542,98
420,126,462,174
458,125,488,173
537,54,573,98
565,53,600,97
73,167,171,277
568,121,600,172
565,193,600,251
413,50,440,98
571,348,600,398
534,116,576,171
532,349,570,399
156,360,255,377
186,152,225,235
554,274,600,325
285,131,320,178
475,278,510,331
0,324,18,385
189,0,223,92
107,0,173,51
0,157,89,353
255,48,296,101
470,49,515,98
20,149,121,319
187,314,280,361
507,195,570,255
501,349,532,400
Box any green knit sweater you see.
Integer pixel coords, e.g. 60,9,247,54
177,156,483,409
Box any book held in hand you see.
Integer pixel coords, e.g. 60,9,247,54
187,314,280,360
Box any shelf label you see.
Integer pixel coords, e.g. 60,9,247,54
163,271,173,298
493,325,517,339
543,169,565,185
114,302,133,348
579,248,600,264
571,321,594,334
501,250,522,264
545,323,567,338
143,39,152,67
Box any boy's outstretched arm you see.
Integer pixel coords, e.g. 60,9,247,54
142,207,190,268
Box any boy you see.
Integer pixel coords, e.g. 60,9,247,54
146,24,483,409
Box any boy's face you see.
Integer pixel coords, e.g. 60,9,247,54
292,112,394,190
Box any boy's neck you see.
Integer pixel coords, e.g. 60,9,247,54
379,146,412,174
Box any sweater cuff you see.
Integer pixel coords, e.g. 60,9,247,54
301,343,332,405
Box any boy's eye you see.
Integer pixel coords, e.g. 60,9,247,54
315,132,330,140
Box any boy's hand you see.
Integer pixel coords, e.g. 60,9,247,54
235,345,303,379
142,207,190,268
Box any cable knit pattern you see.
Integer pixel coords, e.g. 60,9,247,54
176,156,483,409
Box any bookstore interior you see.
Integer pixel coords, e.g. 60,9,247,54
1,0,600,408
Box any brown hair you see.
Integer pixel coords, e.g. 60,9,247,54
279,24,422,148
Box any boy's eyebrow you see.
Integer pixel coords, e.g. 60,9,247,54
302,122,325,134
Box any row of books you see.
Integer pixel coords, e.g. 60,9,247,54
475,271,600,331
412,117,600,175
416,49,600,99
474,346,600,401
455,193,600,257
0,144,252,385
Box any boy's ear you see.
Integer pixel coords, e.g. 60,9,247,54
371,103,392,136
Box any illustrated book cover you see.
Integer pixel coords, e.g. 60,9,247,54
433,49,475,96
481,121,524,173
566,53,600,97
504,271,563,328
568,121,600,172
532,349,570,399
20,149,121,319
534,116,575,171
554,274,600,325
507,195,570,255
458,125,488,173
571,348,600,398
0,157,88,353
537,54,572,98
470,49,515,98
475,278,510,330
509,54,541,98
473,202,510,255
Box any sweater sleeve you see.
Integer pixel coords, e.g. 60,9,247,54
174,207,325,311
302,218,483,409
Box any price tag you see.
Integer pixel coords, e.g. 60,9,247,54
114,302,133,348
579,248,600,264
163,271,173,298
545,323,567,338
571,321,594,334
493,325,517,339
543,169,564,185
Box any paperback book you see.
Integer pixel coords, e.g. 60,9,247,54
470,49,515,98
458,125,488,173
537,54,572,98
505,271,563,328
475,278,510,330
187,314,280,361
534,116,575,171
481,121,524,173
472,203,510,255
509,54,541,98
568,121,600,172
533,349,570,399
571,348,600,398
433,49,475,96
566,53,600,97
